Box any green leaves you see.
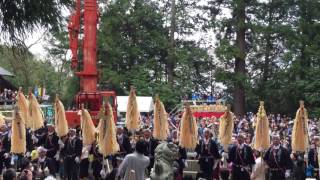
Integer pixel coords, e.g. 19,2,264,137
0,0,71,40
96,0,210,108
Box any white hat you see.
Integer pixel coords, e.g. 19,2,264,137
37,146,47,153
271,133,280,139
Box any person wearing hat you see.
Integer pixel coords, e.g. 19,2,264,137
37,124,59,175
32,146,55,179
195,128,221,180
228,133,255,180
61,128,83,180
263,133,293,180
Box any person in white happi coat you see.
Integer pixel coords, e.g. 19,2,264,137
251,150,267,180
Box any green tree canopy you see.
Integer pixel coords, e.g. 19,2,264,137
0,0,71,40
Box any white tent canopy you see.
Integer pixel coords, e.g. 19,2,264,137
117,96,154,113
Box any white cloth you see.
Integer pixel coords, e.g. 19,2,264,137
238,143,244,149
273,145,280,150
117,152,150,180
285,170,290,178
251,157,266,180
81,145,91,159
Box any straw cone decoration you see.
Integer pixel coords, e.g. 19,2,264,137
253,101,270,151
125,87,140,131
80,107,96,145
292,101,309,152
54,96,69,137
218,105,234,150
11,106,26,154
153,96,168,140
179,104,198,149
28,93,44,131
98,102,119,156
0,112,5,127
16,88,29,128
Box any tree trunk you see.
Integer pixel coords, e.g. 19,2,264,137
298,1,311,80
167,0,176,87
233,0,246,116
261,1,274,99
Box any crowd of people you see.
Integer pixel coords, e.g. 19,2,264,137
0,111,318,180
0,89,17,105
192,113,319,180
145,112,319,180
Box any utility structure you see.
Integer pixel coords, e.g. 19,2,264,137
66,0,117,127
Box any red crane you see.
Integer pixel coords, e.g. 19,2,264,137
65,0,117,127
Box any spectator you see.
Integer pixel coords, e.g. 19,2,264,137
3,168,17,180
117,140,150,180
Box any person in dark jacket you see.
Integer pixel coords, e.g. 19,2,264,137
116,127,132,155
38,124,59,174
0,126,12,172
91,143,103,180
263,134,293,180
143,129,158,175
61,128,83,180
228,134,255,180
196,128,221,180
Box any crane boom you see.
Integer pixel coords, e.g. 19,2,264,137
66,0,118,127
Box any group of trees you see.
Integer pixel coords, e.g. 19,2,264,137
209,0,320,116
1,0,320,116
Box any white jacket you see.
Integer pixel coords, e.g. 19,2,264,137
251,157,267,180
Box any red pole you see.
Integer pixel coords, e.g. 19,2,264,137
76,0,98,92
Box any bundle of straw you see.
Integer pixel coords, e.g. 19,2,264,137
11,106,26,154
98,101,119,156
179,104,198,150
292,101,309,152
80,106,96,145
218,105,234,151
16,88,29,128
54,95,69,137
253,101,270,151
0,112,5,127
153,96,168,140
125,86,140,131
28,93,44,131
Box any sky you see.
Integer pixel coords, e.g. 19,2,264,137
27,29,48,58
